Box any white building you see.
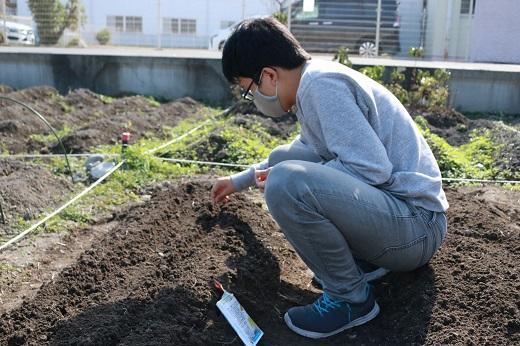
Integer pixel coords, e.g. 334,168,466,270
14,0,279,48
424,0,520,63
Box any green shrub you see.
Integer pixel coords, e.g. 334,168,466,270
67,37,80,47
272,12,288,25
359,65,385,83
96,28,111,45
408,46,424,58
413,69,451,111
333,46,353,68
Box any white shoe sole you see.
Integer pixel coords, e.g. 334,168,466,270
284,302,380,339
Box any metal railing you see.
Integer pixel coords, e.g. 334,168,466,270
1,0,517,64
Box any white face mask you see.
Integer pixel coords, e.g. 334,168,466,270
253,80,287,118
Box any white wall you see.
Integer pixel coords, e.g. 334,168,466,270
15,0,32,16
17,0,278,47
83,0,276,37
398,0,423,56
469,0,520,64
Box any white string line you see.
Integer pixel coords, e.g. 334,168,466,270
156,157,251,168
158,157,520,184
0,161,125,252
145,106,233,155
0,153,118,158
441,177,520,184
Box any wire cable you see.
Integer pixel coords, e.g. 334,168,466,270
0,96,74,182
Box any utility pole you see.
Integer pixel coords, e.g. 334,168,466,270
465,0,475,61
157,0,162,49
375,0,382,56
241,0,245,20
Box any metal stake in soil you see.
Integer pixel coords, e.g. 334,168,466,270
0,197,5,224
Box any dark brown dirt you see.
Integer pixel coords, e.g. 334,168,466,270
0,86,205,154
1,181,518,345
230,100,298,139
0,159,73,236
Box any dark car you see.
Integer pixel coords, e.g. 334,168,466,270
288,0,401,56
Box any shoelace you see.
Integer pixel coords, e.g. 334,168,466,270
312,293,344,316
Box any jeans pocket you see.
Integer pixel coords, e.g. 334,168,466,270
417,207,437,227
369,235,426,271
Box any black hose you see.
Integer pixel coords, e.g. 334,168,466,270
0,95,74,182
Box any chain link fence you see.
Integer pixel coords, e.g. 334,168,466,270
0,0,518,64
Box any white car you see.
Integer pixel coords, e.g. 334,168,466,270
209,15,267,51
0,21,35,45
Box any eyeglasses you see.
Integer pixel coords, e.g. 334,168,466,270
241,79,256,101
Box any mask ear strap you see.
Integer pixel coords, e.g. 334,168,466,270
256,70,263,86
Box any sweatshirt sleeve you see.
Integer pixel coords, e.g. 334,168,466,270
229,159,269,191
302,77,393,186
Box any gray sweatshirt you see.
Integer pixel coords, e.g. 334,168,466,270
230,59,449,213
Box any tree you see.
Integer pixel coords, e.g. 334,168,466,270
269,0,288,25
28,0,82,45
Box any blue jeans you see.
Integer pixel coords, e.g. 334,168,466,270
264,138,447,303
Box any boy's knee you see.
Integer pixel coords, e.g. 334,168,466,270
265,161,292,205
265,161,306,206
268,144,292,167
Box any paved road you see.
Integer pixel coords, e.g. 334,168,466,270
1,46,519,72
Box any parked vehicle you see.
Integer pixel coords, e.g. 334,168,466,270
0,21,35,45
209,15,267,51
289,0,401,56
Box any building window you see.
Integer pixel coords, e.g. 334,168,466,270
6,0,17,16
460,0,476,14
163,18,179,34
125,16,142,32
180,19,196,34
107,16,142,33
220,20,234,29
163,18,196,35
107,16,124,32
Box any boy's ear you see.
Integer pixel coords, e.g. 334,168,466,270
262,67,279,87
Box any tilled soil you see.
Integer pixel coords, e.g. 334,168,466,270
1,182,518,345
0,86,204,154
0,159,73,236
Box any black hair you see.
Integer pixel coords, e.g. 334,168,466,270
222,17,311,84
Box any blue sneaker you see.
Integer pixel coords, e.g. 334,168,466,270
284,290,380,339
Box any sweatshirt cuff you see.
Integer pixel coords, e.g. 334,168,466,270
230,166,256,192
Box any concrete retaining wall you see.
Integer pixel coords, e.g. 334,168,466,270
0,51,519,113
0,52,231,104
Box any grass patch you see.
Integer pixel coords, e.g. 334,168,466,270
145,96,161,108
98,94,114,104
29,125,73,144
415,116,504,180
0,262,19,274
164,115,298,170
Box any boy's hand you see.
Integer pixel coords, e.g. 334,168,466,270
255,168,271,192
211,176,237,205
